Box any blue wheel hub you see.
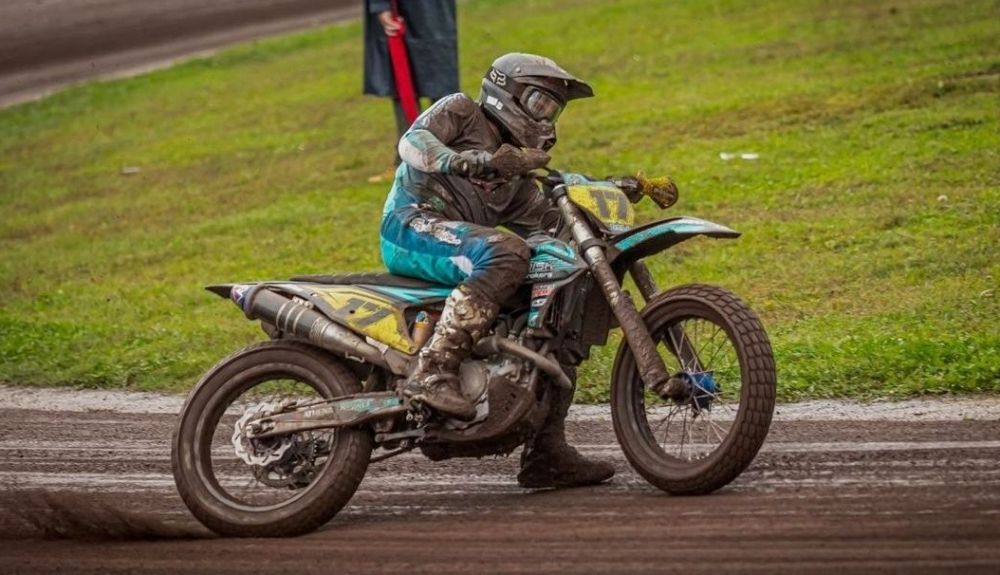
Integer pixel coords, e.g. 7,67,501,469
682,371,718,410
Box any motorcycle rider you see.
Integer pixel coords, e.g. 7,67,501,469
379,53,616,488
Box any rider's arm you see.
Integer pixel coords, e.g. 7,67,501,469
397,94,485,176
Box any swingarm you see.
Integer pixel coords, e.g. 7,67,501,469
245,392,405,439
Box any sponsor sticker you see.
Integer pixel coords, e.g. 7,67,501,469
231,286,247,307
531,284,555,298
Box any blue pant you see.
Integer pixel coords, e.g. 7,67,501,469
380,189,530,301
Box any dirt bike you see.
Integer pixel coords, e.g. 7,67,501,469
171,170,777,537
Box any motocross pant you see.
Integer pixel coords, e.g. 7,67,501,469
380,192,530,302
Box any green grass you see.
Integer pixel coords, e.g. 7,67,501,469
1,0,997,400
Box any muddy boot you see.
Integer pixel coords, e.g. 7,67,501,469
518,376,615,489
403,285,499,421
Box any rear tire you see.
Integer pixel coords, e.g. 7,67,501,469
171,341,372,537
611,284,775,495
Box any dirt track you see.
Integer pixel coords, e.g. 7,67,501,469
0,0,359,107
1,398,999,574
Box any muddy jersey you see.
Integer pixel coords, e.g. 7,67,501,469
383,93,559,236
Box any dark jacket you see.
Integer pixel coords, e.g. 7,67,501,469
389,94,559,235
363,0,459,100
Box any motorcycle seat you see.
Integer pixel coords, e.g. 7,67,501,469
290,272,452,290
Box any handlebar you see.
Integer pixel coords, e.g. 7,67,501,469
532,169,565,189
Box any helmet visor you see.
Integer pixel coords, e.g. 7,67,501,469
522,88,564,123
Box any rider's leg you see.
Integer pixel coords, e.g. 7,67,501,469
518,365,616,488
380,206,530,419
403,284,498,419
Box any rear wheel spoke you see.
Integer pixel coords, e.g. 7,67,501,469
207,379,333,508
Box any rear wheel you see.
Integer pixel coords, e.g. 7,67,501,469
171,341,372,537
611,284,775,494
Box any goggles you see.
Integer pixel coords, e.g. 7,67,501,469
520,87,564,123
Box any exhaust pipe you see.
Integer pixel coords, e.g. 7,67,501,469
242,287,396,372
473,336,573,389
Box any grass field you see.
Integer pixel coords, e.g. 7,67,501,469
1,0,997,400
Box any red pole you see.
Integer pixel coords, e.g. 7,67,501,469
387,0,420,124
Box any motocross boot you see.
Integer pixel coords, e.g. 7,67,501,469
518,373,615,489
402,285,499,421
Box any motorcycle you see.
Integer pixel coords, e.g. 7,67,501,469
171,170,777,537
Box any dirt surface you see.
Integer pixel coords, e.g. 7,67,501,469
0,0,360,107
1,400,999,574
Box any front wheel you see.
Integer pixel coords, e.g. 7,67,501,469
171,341,373,537
611,284,775,495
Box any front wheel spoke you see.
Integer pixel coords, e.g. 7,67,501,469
692,319,704,358
652,404,681,433
695,325,722,366
701,330,731,372
669,325,696,372
656,404,682,448
678,409,691,459
704,414,728,443
680,325,701,372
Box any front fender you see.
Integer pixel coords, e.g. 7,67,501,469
609,216,740,271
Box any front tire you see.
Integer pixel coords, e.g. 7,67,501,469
611,284,775,495
171,341,373,537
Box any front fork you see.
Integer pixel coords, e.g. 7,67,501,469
555,190,670,392
629,260,704,375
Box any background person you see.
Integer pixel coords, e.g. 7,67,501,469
363,0,458,178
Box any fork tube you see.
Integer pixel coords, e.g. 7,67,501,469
629,261,702,372
555,192,669,390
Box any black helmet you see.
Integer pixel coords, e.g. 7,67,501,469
478,53,593,151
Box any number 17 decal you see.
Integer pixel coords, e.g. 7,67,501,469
589,189,629,220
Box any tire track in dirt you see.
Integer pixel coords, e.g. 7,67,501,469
0,402,999,573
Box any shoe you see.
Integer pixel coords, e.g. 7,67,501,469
516,368,614,489
517,443,615,489
403,373,476,421
401,285,498,421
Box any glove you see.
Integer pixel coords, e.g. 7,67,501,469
490,144,551,178
451,150,493,177
610,173,679,208
636,172,679,209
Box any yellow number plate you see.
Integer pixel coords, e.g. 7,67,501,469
566,184,635,232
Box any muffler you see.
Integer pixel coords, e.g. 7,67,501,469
240,286,401,373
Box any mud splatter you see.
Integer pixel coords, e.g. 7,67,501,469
0,490,206,541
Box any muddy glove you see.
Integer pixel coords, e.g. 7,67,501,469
637,173,679,209
490,144,551,179
612,173,679,208
451,150,493,178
